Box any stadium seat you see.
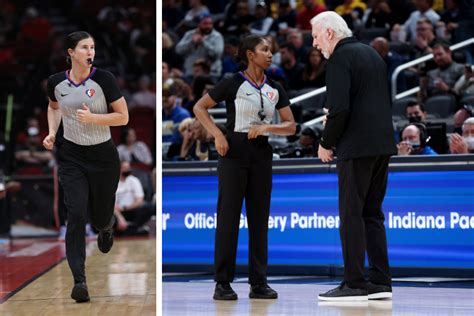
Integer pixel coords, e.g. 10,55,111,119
389,42,413,57
452,50,467,64
133,125,155,154
110,126,121,144
131,168,154,201
129,107,155,126
14,166,46,176
461,95,474,106
130,106,155,117
392,97,417,119
358,27,389,44
425,95,456,118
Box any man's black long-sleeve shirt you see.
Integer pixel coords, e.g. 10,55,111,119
320,37,397,160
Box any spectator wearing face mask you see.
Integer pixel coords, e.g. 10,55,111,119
449,117,474,154
397,123,438,155
405,101,450,154
405,101,428,123
16,117,48,145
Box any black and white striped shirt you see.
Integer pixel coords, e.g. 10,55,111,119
208,72,290,133
47,68,122,146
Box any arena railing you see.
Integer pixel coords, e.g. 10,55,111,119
391,37,474,101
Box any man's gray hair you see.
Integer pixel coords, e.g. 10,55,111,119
310,11,353,39
462,117,474,132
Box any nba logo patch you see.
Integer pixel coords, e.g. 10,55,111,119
266,91,275,101
85,89,95,97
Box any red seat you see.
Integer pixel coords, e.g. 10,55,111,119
110,126,121,144
130,162,153,172
14,166,48,176
129,108,155,127
130,106,155,117
133,126,155,152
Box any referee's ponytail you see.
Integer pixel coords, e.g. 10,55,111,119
234,35,266,66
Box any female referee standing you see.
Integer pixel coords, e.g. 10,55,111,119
194,34,296,300
43,31,128,303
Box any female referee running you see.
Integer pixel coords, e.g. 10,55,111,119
43,31,128,303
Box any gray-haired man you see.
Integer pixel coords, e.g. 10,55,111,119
311,11,396,301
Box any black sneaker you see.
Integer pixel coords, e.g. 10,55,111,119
367,282,392,300
97,227,114,253
213,282,238,300
318,283,368,301
71,282,90,303
249,283,278,299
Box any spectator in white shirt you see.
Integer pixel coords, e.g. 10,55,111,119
114,161,154,234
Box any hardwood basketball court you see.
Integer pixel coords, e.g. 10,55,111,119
0,238,156,315
163,275,474,315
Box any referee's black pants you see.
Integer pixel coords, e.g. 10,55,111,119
336,155,392,289
214,132,273,285
58,138,120,284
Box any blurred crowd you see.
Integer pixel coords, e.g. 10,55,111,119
162,0,474,161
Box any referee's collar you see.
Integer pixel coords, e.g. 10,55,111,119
239,71,267,89
65,67,97,87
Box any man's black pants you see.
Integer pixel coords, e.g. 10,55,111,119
58,138,120,284
214,132,273,285
336,155,392,289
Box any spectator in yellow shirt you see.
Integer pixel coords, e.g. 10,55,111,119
335,0,367,16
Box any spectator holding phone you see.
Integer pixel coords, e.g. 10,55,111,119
454,64,474,98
